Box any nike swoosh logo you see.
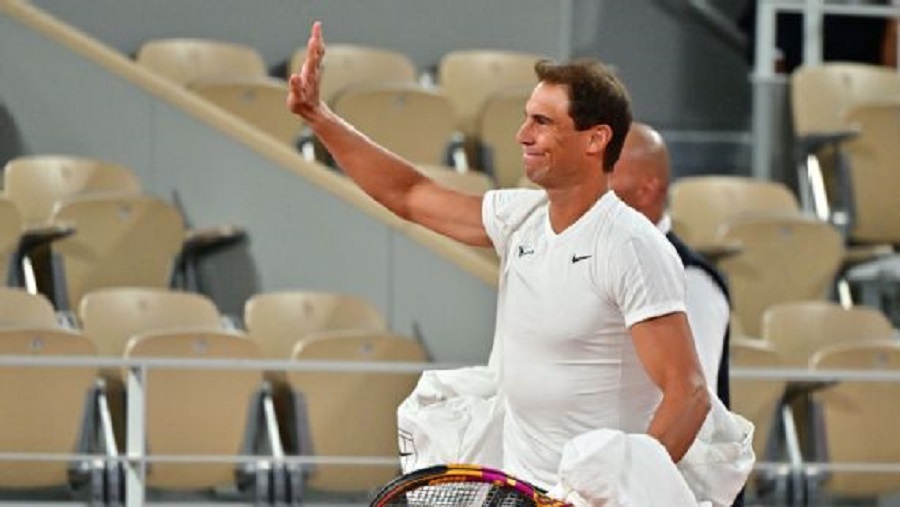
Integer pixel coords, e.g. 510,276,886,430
399,452,414,457
572,254,592,263
518,245,535,257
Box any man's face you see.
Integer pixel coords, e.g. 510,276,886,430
516,82,593,187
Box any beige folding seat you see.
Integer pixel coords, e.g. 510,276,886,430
189,76,306,147
0,287,57,327
122,329,284,502
716,214,845,337
841,99,900,249
330,82,458,166
288,43,417,104
437,49,542,137
243,290,386,362
475,86,530,188
135,38,268,86
809,340,900,503
668,175,800,259
761,300,894,368
285,330,427,495
2,155,142,227
0,327,109,500
790,63,900,228
48,194,185,311
79,286,224,451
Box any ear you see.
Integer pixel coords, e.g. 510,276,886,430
586,124,613,156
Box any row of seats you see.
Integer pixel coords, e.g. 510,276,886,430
133,37,541,187
0,286,428,503
732,334,900,504
730,299,900,504
0,154,245,311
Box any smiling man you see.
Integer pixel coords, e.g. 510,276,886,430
287,22,709,490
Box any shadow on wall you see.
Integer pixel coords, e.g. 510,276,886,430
0,102,28,168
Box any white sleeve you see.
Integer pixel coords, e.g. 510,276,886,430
604,228,687,328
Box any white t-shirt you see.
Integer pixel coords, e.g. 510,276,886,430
482,189,687,489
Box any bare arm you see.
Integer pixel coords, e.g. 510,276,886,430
287,22,490,247
631,311,710,462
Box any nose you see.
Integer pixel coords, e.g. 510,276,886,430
516,119,533,146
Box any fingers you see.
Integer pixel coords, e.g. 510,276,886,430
307,21,325,70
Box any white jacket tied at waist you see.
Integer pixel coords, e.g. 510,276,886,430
396,366,754,507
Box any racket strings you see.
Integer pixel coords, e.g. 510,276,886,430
383,481,537,506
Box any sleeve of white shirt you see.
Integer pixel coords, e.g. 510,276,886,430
602,224,687,328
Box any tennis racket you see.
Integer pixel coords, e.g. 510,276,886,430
370,463,573,506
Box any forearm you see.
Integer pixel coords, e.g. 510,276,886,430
304,103,426,220
646,379,710,462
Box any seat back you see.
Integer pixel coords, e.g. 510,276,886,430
0,327,97,488
668,176,800,249
189,77,306,147
729,338,787,460
50,194,185,310
286,331,427,492
0,198,22,285
476,86,530,188
811,340,900,496
415,165,495,196
288,43,417,104
243,290,386,361
3,155,142,226
0,287,58,327
762,300,894,367
123,329,263,489
438,49,541,136
842,99,900,245
79,287,222,358
136,38,267,86
331,82,458,166
716,214,844,337
791,63,900,137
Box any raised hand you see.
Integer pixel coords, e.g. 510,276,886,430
287,21,325,120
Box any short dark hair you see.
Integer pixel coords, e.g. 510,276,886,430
535,58,632,172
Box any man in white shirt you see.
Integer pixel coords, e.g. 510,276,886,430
288,22,710,489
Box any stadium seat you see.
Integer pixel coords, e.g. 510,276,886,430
189,76,307,148
0,287,58,327
761,300,894,368
286,330,427,496
668,175,800,261
135,37,268,87
715,214,845,337
288,43,417,104
2,155,142,227
809,340,900,503
475,86,530,187
0,327,114,502
330,82,459,166
122,328,290,502
243,290,387,362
